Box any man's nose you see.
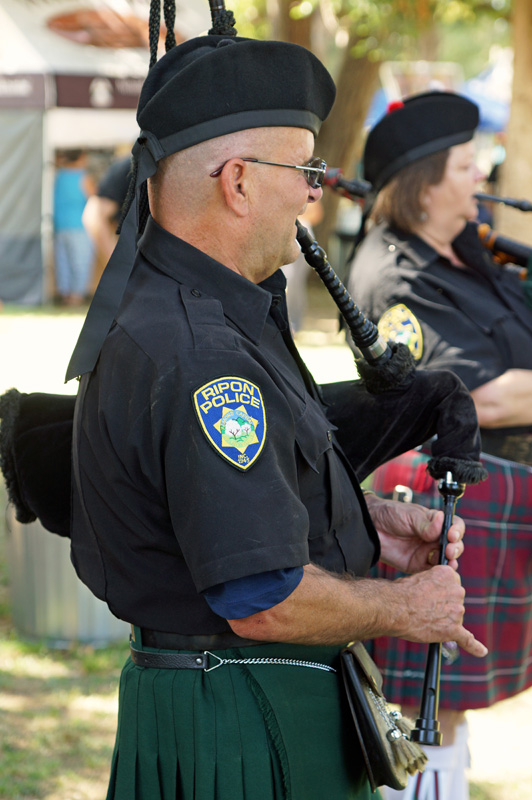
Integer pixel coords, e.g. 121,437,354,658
308,184,323,202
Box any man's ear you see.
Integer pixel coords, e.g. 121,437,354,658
219,159,250,217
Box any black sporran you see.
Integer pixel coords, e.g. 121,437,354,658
340,641,427,793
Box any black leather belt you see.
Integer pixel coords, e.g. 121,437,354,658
130,642,209,669
132,626,260,651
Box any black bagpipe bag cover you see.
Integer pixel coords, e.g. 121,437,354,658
0,389,75,537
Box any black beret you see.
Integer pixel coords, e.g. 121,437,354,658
136,35,336,156
363,91,479,192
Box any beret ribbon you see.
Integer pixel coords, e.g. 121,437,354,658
65,135,162,382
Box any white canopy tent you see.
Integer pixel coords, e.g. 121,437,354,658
0,0,210,303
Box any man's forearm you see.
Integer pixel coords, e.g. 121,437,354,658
228,563,487,657
472,369,532,427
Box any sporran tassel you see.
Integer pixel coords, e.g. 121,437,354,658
391,711,429,774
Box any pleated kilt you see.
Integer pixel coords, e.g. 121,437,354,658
106,635,375,800
368,448,532,710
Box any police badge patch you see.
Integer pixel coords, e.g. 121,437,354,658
193,377,267,471
377,303,423,359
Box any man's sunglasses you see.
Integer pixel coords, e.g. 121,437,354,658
210,156,327,189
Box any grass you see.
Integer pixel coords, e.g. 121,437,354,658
0,620,128,800
0,304,88,316
0,480,127,800
0,637,126,799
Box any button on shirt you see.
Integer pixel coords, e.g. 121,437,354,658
71,217,378,634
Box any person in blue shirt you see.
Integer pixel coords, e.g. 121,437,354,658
53,149,94,306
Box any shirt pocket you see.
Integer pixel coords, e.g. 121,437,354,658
294,395,335,474
293,396,376,575
180,287,238,351
293,396,335,543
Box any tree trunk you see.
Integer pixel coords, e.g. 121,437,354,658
497,0,532,245
267,10,380,250
275,0,314,46
315,40,381,246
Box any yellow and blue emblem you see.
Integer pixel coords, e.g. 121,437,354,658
377,303,423,360
193,376,266,471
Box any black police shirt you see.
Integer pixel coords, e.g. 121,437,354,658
70,217,378,634
348,221,532,391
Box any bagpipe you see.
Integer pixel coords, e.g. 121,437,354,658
296,218,487,750
476,222,532,276
325,167,532,279
0,0,489,764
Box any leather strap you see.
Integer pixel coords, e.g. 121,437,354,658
135,626,260,650
130,642,209,669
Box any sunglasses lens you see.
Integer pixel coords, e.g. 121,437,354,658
305,158,326,188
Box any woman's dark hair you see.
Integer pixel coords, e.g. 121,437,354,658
371,149,449,234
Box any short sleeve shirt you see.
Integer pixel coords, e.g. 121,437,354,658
348,222,532,391
71,217,378,634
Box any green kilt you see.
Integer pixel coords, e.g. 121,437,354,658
106,637,376,800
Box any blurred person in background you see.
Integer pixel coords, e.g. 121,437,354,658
347,92,532,800
53,149,95,306
82,155,131,266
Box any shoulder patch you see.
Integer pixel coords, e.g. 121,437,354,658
193,377,266,471
377,303,423,359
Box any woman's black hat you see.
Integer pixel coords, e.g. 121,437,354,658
363,92,480,192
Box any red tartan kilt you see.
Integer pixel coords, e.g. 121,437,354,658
368,449,532,710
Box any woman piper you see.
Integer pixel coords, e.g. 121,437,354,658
346,91,532,800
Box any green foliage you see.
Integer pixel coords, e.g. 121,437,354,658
230,0,269,38
436,13,511,77
435,0,511,25
227,0,511,71
339,0,510,62
289,0,317,21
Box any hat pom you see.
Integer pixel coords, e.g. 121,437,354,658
386,100,404,114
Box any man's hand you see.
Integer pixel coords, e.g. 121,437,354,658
364,493,465,573
391,565,486,656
